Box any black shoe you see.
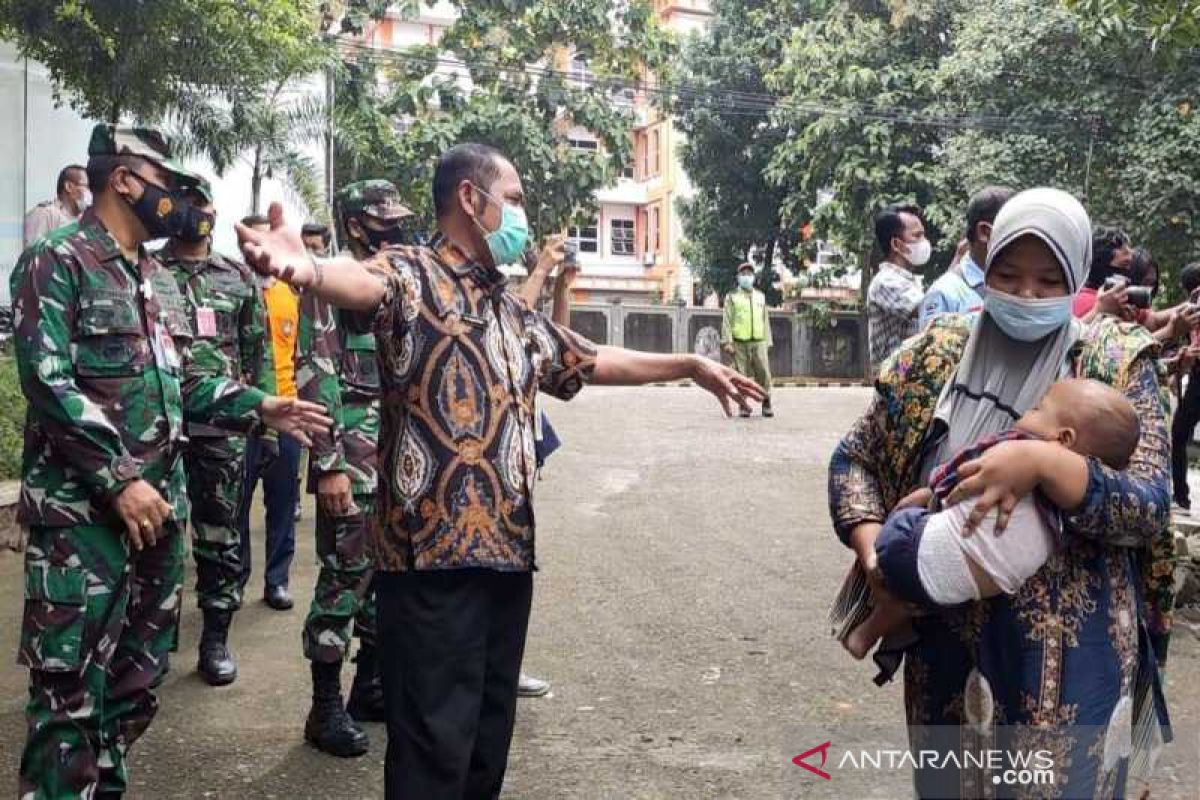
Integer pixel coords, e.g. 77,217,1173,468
197,609,238,686
306,661,370,758
762,400,774,418
264,585,294,610
346,643,386,723
739,407,752,418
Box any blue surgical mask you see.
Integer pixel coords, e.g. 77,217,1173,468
983,289,1073,341
470,184,529,266
737,274,754,290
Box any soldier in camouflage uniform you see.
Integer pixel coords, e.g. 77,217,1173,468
156,178,277,686
297,179,418,757
11,125,331,800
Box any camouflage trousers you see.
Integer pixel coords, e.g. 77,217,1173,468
303,494,376,663
185,436,247,611
18,522,184,799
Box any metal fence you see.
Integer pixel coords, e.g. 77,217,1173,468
568,304,866,379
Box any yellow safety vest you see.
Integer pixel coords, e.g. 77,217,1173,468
729,289,767,341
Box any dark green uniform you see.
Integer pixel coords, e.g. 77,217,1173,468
298,290,380,662
158,242,276,612
12,126,267,799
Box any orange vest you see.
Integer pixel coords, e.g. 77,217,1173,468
264,280,299,398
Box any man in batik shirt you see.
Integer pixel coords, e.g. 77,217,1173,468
237,142,766,798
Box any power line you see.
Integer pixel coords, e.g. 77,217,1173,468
335,38,1091,135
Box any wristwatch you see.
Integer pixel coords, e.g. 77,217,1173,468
111,455,141,482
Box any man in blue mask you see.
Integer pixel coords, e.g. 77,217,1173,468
235,142,766,799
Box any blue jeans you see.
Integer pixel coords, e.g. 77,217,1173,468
238,431,300,590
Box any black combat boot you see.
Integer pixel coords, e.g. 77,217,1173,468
345,642,386,723
197,609,237,686
305,661,370,758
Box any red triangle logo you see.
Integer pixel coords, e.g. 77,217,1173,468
792,741,832,780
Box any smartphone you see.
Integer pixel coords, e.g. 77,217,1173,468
1125,286,1152,309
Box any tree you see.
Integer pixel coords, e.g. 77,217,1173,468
765,0,955,307
0,0,321,122
167,2,399,217
1068,0,1200,55
330,0,676,240
672,0,807,303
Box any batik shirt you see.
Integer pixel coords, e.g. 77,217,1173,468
828,313,1171,798
11,211,267,527
356,235,597,572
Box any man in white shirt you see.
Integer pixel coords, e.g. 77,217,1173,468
23,165,90,248
867,204,929,374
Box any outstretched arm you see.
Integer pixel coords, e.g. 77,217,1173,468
236,202,386,312
592,346,766,416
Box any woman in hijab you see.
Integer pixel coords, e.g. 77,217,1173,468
828,188,1170,797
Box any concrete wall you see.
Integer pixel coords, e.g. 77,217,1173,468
567,304,866,379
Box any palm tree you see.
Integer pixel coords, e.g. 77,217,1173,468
169,75,330,217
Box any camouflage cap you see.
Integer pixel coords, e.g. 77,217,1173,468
336,179,411,223
88,124,201,185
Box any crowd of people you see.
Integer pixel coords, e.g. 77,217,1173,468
846,186,1193,796
10,125,764,800
10,122,1196,800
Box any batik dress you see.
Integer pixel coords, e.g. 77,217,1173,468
828,314,1171,799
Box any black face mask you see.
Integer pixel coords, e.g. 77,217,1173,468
355,218,415,253
125,171,188,239
177,205,215,244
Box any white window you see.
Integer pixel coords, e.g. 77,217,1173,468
568,137,598,152
570,221,600,254
570,56,593,88
611,218,635,256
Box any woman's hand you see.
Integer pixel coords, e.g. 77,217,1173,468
943,439,1049,535
1095,282,1132,320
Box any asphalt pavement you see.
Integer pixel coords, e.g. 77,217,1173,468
0,386,1197,798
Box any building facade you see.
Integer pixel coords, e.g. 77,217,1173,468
366,0,713,305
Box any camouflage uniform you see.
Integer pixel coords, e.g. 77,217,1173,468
298,291,381,663
12,126,268,799
157,209,276,613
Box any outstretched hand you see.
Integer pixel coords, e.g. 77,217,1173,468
691,357,767,417
259,396,333,447
235,202,315,287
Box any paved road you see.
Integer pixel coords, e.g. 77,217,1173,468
1,387,1197,798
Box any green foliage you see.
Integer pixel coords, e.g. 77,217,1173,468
765,0,956,272
1068,0,1200,56
333,0,675,239
0,358,25,482
673,0,803,302
0,0,323,122
680,0,1200,301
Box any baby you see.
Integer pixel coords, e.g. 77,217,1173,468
844,378,1140,660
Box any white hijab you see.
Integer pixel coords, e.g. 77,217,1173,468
931,188,1093,468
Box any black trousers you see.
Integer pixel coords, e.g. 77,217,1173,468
376,569,533,800
1172,371,1200,506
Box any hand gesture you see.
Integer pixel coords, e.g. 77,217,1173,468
317,471,356,516
113,479,174,551
690,355,767,416
943,439,1045,535
531,234,567,278
259,396,334,447
236,203,314,288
